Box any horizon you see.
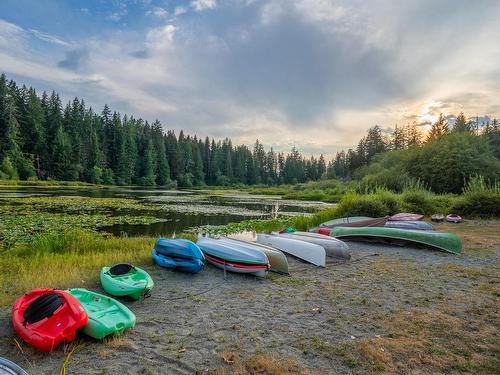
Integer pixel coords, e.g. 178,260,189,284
1,0,499,157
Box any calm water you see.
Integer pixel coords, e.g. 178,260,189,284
0,186,331,237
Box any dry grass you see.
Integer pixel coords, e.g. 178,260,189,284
212,352,318,375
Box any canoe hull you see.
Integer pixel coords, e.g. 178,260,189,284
220,237,289,274
197,237,268,265
320,216,388,228
204,253,269,277
389,213,424,221
331,226,462,254
256,234,326,267
271,231,351,260
385,221,434,231
68,288,136,339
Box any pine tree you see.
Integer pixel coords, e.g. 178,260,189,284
452,112,472,133
426,114,449,142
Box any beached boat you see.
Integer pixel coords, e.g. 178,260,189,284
431,214,445,222
67,288,136,339
385,220,434,230
256,234,326,267
320,216,388,228
100,264,154,300
389,213,424,221
12,288,88,352
219,237,289,274
152,238,205,273
446,214,462,223
0,357,28,375
197,237,270,277
331,226,462,254
271,231,351,259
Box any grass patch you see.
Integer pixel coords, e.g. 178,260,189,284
0,230,157,307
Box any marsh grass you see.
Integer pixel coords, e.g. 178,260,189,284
0,230,156,307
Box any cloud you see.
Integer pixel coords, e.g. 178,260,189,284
191,0,217,12
129,49,150,59
146,7,168,18
174,6,188,16
58,49,89,71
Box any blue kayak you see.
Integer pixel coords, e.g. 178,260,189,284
152,238,205,273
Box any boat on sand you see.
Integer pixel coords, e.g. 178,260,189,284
389,213,424,221
331,226,462,254
271,231,350,260
256,234,326,267
385,220,434,231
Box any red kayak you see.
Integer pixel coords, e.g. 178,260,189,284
389,213,424,221
12,288,88,352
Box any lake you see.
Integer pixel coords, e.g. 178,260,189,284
0,186,331,238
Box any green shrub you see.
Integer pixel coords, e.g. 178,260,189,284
452,192,500,217
371,189,401,215
336,194,389,217
400,189,434,215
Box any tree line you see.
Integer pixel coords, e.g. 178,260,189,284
327,113,500,180
1,74,498,188
0,74,327,186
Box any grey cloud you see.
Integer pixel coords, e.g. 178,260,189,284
58,49,89,71
129,49,150,59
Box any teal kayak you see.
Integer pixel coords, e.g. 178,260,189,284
100,264,154,300
331,226,462,254
67,288,135,339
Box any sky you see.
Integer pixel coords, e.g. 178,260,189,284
1,0,499,157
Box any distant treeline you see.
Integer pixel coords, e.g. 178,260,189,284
1,73,499,189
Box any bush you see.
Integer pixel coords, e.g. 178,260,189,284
400,189,435,215
336,194,390,217
452,192,500,217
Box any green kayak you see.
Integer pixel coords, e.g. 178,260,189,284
100,263,154,300
331,226,462,255
67,288,136,339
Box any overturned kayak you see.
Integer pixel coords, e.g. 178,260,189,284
331,226,462,254
385,221,434,231
431,214,445,222
389,213,424,221
12,288,88,352
197,237,270,277
0,357,28,375
68,288,135,339
152,238,205,273
100,264,154,300
220,237,289,274
257,234,326,267
271,231,350,260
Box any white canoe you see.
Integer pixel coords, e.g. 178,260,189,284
271,231,351,260
256,234,326,267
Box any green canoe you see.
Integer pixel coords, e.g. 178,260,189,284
100,263,154,300
331,226,462,255
67,288,136,339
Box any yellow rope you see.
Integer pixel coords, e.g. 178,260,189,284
59,342,80,375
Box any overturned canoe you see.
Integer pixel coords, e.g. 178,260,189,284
385,221,434,231
331,226,462,254
197,237,270,277
100,264,154,300
67,288,135,339
320,216,388,228
220,237,289,274
271,231,351,260
446,214,462,223
256,234,326,267
389,213,424,221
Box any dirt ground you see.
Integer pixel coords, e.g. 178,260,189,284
0,221,498,374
